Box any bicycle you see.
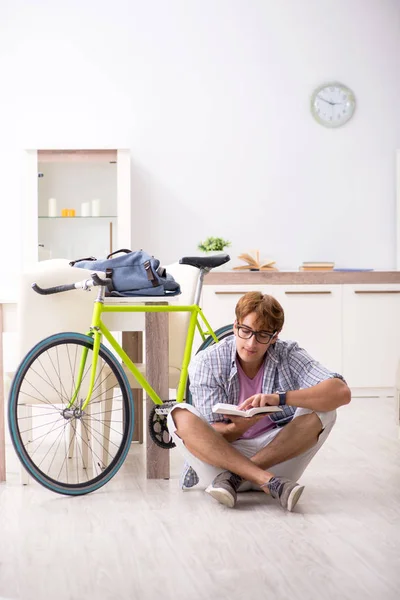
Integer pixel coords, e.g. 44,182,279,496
8,254,234,496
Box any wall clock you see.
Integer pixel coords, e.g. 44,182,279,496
311,82,356,128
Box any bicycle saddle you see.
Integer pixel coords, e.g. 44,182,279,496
179,254,230,269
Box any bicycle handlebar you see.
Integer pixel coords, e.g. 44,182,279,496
32,282,78,295
32,273,112,296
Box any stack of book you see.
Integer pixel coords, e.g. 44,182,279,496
299,261,334,272
233,250,278,271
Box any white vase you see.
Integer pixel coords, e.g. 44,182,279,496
48,197,57,217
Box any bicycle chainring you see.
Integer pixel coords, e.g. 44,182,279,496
148,402,176,449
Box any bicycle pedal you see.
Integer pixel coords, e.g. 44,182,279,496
154,400,177,416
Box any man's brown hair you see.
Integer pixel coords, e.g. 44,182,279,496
235,292,284,332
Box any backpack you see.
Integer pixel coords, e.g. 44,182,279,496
70,249,181,297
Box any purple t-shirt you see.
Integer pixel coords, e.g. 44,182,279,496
236,359,276,439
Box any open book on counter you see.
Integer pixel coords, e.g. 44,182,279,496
212,402,284,418
233,250,277,271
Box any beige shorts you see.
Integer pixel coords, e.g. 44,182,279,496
167,402,337,490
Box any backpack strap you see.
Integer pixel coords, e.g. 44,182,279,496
144,261,159,287
69,256,97,267
106,249,132,259
105,268,115,291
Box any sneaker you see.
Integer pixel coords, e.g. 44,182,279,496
264,476,305,512
205,471,243,508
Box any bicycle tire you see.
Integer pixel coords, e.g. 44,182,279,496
8,332,134,496
185,324,234,404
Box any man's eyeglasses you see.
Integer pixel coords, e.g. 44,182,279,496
236,325,277,344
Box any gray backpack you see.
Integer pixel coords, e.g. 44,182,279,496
70,249,181,297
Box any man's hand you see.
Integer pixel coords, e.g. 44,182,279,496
224,413,269,436
213,409,271,442
239,393,279,411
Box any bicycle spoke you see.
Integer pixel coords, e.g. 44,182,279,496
36,419,70,470
82,417,124,454
26,417,69,454
80,419,115,467
44,421,70,477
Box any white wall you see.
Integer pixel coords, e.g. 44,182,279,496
1,0,400,272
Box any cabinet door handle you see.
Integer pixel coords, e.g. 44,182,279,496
215,291,251,295
354,290,400,294
284,291,332,295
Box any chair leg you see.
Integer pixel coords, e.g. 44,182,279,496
397,390,400,439
132,388,144,444
19,404,31,485
121,331,144,444
68,420,75,459
100,376,115,469
80,403,90,470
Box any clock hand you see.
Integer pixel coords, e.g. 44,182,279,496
317,97,337,106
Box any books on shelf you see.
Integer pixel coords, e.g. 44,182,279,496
333,268,374,272
299,267,334,271
299,261,335,271
212,402,283,417
233,250,277,271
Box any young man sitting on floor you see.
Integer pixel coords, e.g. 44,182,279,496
167,291,351,511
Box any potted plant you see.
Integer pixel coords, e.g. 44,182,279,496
197,236,231,254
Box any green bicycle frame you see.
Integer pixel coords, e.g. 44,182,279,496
74,299,218,412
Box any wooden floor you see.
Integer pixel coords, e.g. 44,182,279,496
1,396,400,600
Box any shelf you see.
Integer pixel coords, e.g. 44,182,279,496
22,148,131,269
38,216,117,219
38,149,117,163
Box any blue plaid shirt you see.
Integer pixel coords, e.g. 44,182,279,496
180,336,344,489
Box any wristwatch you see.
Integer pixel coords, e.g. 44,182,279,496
278,392,287,406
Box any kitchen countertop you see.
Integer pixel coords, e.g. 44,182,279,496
204,271,400,285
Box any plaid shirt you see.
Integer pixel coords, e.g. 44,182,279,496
180,336,344,489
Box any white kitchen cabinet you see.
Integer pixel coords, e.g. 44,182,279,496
201,284,342,373
276,285,342,373
21,149,131,269
201,285,277,332
202,272,400,392
342,284,400,389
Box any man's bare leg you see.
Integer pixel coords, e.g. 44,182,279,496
250,412,324,471
172,408,273,489
173,408,313,511
173,409,324,494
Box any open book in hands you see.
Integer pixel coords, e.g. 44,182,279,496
212,402,284,418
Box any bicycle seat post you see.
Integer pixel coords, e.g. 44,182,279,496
194,268,209,306
95,285,107,303
179,255,230,306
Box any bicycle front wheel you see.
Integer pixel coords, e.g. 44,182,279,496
8,332,134,496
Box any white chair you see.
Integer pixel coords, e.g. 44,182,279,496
395,361,400,438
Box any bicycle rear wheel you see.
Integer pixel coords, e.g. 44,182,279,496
8,332,134,496
185,324,234,404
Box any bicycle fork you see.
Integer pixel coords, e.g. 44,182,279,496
66,295,105,414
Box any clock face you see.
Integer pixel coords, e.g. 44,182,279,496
311,82,356,128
